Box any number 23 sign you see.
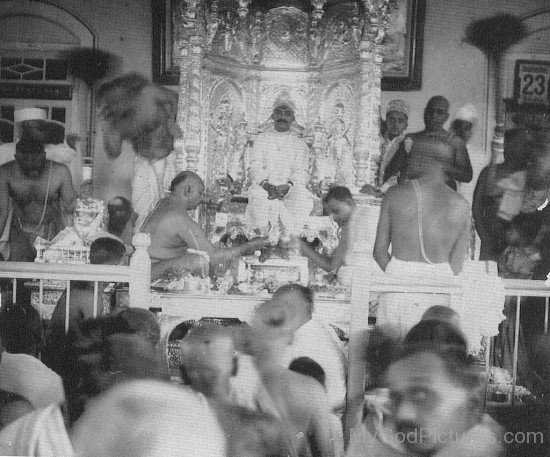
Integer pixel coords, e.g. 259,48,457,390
514,60,550,106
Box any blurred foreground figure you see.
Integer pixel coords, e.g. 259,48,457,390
348,335,504,457
97,73,181,231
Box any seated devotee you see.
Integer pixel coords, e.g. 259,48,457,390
141,171,267,280
473,128,536,261
373,136,471,335
0,107,81,189
384,96,472,191
43,237,126,375
378,99,409,188
0,136,76,261
294,186,372,284
245,99,315,239
0,317,167,457
245,298,336,457
347,334,504,457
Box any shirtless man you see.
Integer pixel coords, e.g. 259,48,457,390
246,299,335,457
141,170,266,280
385,96,472,190
374,136,470,275
296,186,354,274
373,136,470,334
0,137,75,261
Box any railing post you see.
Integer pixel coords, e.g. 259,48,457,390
130,233,151,310
344,265,371,447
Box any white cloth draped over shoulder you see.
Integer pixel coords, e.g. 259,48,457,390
245,130,314,235
133,152,177,232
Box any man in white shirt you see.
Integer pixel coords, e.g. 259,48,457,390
272,284,348,456
245,101,315,237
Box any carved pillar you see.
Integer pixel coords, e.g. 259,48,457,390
354,0,394,188
184,40,204,173
174,45,190,172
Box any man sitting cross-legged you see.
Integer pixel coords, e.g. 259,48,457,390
141,171,267,280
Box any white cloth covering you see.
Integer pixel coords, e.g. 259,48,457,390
245,130,314,235
132,152,177,232
376,258,455,336
0,403,74,457
0,352,65,409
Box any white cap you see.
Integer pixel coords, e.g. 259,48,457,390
14,107,48,123
453,103,478,125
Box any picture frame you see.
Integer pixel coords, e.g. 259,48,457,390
152,0,425,90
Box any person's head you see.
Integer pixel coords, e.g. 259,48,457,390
450,104,478,143
13,108,64,144
272,283,314,328
64,314,166,425
14,136,47,179
420,305,462,330
405,319,468,352
386,343,485,455
71,380,227,457
0,302,42,356
323,186,355,226
424,96,450,132
169,171,205,210
90,237,126,265
385,100,409,140
406,136,454,180
107,196,134,236
179,324,237,400
271,103,295,133
115,308,160,347
246,300,295,363
289,357,325,388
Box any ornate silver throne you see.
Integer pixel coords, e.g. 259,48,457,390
171,0,395,284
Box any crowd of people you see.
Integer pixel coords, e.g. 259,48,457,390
0,89,549,456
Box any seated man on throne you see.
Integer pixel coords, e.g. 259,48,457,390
245,99,315,243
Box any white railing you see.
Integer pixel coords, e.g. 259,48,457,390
344,266,550,440
0,233,152,332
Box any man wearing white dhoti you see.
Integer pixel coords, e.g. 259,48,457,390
373,136,471,335
245,101,314,237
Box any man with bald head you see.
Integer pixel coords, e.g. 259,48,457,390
385,96,473,190
141,171,266,280
374,137,471,333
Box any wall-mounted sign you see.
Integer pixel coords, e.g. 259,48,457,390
514,60,550,107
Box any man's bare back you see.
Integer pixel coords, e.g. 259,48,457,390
375,178,470,275
260,366,334,457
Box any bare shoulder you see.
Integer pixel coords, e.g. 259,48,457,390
284,369,327,404
384,181,413,201
447,191,470,218
49,160,71,173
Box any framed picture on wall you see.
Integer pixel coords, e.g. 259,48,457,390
152,0,425,90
